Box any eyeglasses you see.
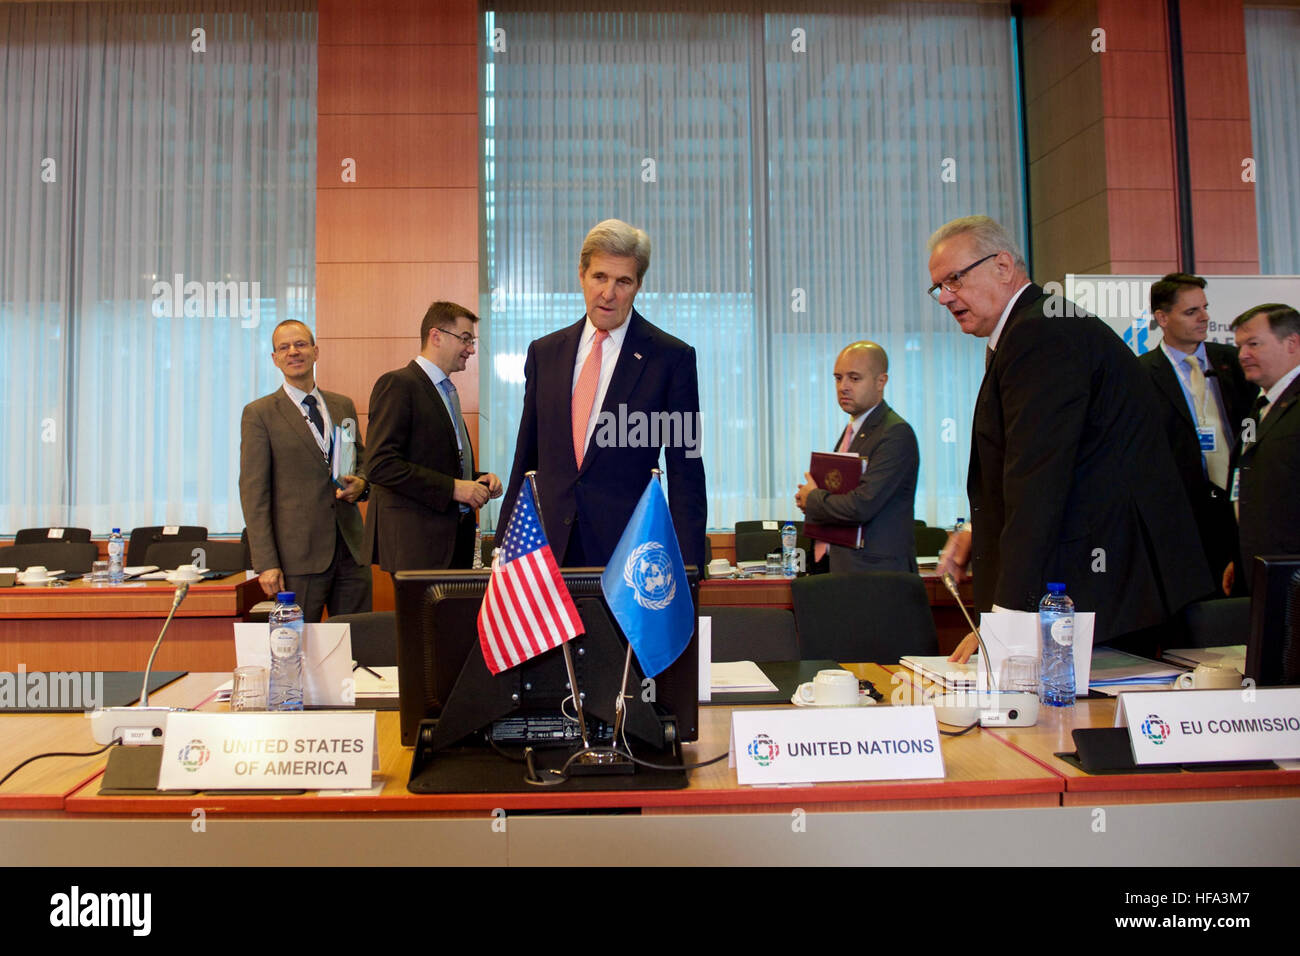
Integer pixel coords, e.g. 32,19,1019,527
274,339,313,353
927,253,997,301
437,328,477,348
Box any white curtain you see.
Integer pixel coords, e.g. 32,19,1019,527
0,1,316,534
480,0,1026,532
1245,5,1300,274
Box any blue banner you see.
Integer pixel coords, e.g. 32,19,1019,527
600,478,694,678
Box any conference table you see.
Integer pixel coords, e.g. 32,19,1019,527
0,572,262,672
1,665,1297,866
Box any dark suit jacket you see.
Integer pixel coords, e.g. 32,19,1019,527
239,388,365,575
1236,373,1300,591
968,285,1213,643
1138,342,1255,578
363,361,479,572
803,402,919,573
501,310,708,570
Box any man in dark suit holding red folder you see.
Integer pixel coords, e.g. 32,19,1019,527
795,342,919,573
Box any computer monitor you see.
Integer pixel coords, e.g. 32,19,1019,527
1246,556,1300,686
392,567,700,749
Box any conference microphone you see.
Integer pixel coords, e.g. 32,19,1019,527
90,581,191,745
935,572,1039,728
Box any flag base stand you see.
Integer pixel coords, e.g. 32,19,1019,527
566,750,635,776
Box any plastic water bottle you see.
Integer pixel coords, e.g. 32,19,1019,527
268,591,305,711
781,523,797,578
107,528,125,585
472,524,484,570
1039,582,1076,707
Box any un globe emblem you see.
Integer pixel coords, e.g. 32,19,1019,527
623,542,677,610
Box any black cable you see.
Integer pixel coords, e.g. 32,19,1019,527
0,738,120,787
939,722,980,737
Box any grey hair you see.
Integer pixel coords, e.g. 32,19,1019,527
927,215,1027,273
580,219,651,282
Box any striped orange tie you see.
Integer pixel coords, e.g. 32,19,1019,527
814,423,855,562
572,329,610,468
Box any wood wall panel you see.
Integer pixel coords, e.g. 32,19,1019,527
316,262,480,339
1190,190,1260,263
1186,119,1254,191
1025,57,1103,163
1178,0,1248,52
1181,53,1252,120
317,188,478,263
318,0,478,46
318,115,480,189
1106,189,1179,262
1028,123,1106,223
318,44,477,115
1094,0,1166,47
1099,50,1170,117
1102,118,1175,190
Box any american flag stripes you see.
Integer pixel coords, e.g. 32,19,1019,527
476,481,584,674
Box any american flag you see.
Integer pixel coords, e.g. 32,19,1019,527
477,481,584,674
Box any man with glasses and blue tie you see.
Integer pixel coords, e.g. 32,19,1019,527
363,301,503,574
928,216,1211,662
239,319,372,622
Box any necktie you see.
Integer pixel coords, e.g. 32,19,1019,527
984,345,994,371
572,329,610,469
814,423,856,562
1184,356,1229,489
302,394,329,463
1255,392,1271,423
438,379,473,481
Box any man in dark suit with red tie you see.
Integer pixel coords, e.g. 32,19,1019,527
928,216,1212,661
239,320,371,622
501,219,707,570
363,301,503,573
1225,303,1300,594
1138,274,1256,589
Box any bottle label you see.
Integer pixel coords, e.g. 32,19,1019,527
270,625,301,659
1050,617,1074,647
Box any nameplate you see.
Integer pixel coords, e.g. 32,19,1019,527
162,525,180,536
729,707,944,785
1115,688,1300,765
47,528,65,539
157,711,375,790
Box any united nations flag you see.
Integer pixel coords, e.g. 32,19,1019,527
601,477,694,678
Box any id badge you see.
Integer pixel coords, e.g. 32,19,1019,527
1197,426,1217,452
1230,468,1240,503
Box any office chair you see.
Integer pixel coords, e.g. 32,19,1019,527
126,526,206,567
913,525,949,557
707,607,799,662
734,519,802,535
14,527,92,545
327,611,397,667
1181,597,1251,649
145,539,248,574
734,530,813,564
791,571,938,663
0,542,99,577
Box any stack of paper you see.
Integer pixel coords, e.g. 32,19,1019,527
1087,647,1184,695
710,661,778,694
1163,645,1246,671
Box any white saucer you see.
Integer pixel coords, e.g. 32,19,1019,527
790,693,876,708
166,572,204,584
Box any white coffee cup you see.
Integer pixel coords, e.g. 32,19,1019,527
1174,663,1243,690
796,668,860,707
167,564,204,583
707,558,732,576
20,565,51,583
